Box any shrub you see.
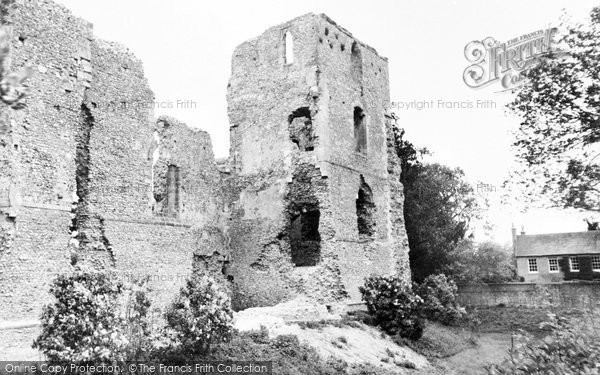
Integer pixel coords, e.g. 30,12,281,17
359,275,424,340
164,274,233,356
119,278,154,361
413,274,465,325
33,268,153,363
486,313,600,374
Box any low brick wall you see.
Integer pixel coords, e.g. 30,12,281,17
457,282,600,309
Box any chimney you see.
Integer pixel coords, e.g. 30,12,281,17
521,225,526,235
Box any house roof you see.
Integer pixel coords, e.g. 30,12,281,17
515,231,600,257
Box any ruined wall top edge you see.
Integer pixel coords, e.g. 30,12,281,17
156,115,212,137
231,12,387,62
6,0,149,86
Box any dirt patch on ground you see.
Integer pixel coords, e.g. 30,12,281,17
434,332,511,375
234,297,430,373
0,326,41,360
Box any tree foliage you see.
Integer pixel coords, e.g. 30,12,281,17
394,127,479,281
507,7,600,212
446,241,517,284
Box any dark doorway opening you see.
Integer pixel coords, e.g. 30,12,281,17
290,209,321,266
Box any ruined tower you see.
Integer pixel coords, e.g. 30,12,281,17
226,13,410,309
0,2,410,344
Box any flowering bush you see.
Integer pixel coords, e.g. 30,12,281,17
164,274,233,355
486,313,600,374
119,278,154,361
413,274,465,325
33,268,130,363
359,275,424,340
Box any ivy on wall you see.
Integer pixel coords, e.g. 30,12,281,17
559,256,600,281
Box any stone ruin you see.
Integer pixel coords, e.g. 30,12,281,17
0,0,410,336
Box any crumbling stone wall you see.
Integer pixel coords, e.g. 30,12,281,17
73,36,155,270
0,0,90,322
0,108,15,257
385,113,412,281
0,0,228,326
1,1,410,336
226,13,410,308
151,116,225,226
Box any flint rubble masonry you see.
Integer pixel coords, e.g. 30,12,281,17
0,1,410,338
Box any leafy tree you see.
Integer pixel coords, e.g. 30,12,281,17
506,7,600,213
394,127,479,281
446,241,517,284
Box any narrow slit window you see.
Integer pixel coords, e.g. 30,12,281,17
356,175,376,239
351,41,362,82
166,165,180,217
354,107,366,154
284,31,294,64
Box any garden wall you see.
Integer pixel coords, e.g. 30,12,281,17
457,282,600,309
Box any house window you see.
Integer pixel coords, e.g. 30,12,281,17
528,258,538,273
570,257,580,272
284,31,294,64
593,256,600,272
548,258,559,273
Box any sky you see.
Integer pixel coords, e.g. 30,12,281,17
55,0,600,244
